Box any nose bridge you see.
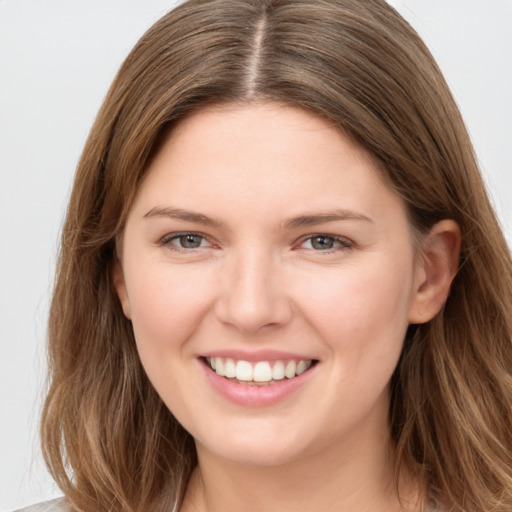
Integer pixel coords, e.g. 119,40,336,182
215,244,291,333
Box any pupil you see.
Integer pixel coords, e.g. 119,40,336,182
180,234,201,248
312,236,334,250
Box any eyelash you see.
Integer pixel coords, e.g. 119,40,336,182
159,232,353,254
159,232,212,252
297,234,353,253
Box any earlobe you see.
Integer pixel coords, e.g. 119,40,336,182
112,259,132,319
408,219,461,324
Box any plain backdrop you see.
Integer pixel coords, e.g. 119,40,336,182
1,1,511,510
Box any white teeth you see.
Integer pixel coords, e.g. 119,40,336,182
296,360,311,375
206,357,313,383
253,362,272,382
272,361,285,380
215,357,225,377
235,360,253,381
285,360,297,379
224,358,236,378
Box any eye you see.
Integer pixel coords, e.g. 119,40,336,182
300,234,352,252
161,232,209,250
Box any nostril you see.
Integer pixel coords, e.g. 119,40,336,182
214,294,294,334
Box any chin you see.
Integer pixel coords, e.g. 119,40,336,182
207,441,306,467
193,418,318,468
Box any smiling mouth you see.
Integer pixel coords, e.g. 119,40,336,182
204,357,317,385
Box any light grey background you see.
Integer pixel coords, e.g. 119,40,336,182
1,1,511,510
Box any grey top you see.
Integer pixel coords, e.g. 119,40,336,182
14,498,68,512
15,496,438,512
13,497,179,512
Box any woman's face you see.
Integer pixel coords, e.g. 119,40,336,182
115,104,426,466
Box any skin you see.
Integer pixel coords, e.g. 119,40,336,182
114,103,460,512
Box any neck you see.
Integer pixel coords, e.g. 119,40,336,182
181,421,420,512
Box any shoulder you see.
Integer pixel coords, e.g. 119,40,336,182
14,497,69,512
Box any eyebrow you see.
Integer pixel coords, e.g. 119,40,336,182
144,206,372,229
143,206,223,227
283,210,373,229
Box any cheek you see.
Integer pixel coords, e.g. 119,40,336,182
125,264,216,355
302,259,412,320
124,265,218,416
295,256,414,367
295,258,414,428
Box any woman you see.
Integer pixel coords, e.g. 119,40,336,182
28,0,512,510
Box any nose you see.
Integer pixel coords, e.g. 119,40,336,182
214,249,293,334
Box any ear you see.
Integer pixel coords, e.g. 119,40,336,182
408,219,461,324
112,258,132,319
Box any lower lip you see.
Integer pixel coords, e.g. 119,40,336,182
201,359,316,407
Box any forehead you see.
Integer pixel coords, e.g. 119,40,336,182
165,103,375,170
130,103,407,228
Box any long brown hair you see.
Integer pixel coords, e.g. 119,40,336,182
42,1,512,510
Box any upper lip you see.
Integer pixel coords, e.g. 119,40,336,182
200,349,317,362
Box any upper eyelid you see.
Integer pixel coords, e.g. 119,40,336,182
297,233,353,245
159,231,213,248
157,231,354,248
160,231,208,241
